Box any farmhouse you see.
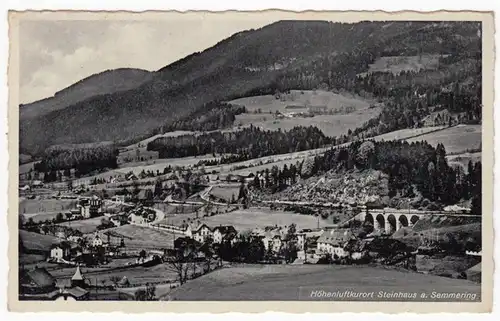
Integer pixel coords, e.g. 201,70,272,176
256,228,287,253
49,242,72,260
91,233,104,247
67,234,82,243
308,105,328,114
68,208,83,220
213,225,237,244
110,214,128,227
76,196,103,218
316,229,355,258
285,104,307,110
111,195,127,204
129,213,147,225
19,267,58,299
193,224,213,243
296,232,306,251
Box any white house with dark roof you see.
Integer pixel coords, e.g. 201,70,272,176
213,225,237,244
192,224,213,243
316,229,355,258
91,233,104,247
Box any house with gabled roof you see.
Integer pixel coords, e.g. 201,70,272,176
19,267,57,296
316,228,355,258
192,224,213,243
212,225,237,244
49,242,72,260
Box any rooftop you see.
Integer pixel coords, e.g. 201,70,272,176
317,229,354,246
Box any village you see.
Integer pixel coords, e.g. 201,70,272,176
19,162,482,301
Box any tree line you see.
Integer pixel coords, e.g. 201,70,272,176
147,125,331,160
34,144,118,176
158,102,246,133
250,140,482,213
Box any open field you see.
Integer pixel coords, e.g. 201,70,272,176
415,255,481,277
127,128,243,151
22,212,62,224
197,208,331,231
446,152,481,172
393,222,481,249
155,213,200,226
19,161,38,174
152,203,204,216
235,108,381,137
360,55,444,75
230,90,373,114
210,186,240,202
231,90,379,137
116,154,221,174
58,217,105,234
95,225,176,250
370,126,447,142
406,124,481,154
125,130,195,149
19,199,77,215
19,253,47,264
20,230,61,252
169,264,480,301
50,261,210,290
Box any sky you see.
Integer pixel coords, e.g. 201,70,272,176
19,17,278,104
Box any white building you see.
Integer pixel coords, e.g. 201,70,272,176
262,233,283,253
50,246,64,260
129,213,146,225
212,226,237,244
49,243,71,260
80,205,91,218
316,229,354,258
91,233,104,247
193,224,213,243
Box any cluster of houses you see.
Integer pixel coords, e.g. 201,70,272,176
70,195,104,219
126,205,157,225
47,229,129,267
156,216,365,263
19,265,90,301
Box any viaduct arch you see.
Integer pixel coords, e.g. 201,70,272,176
361,211,423,235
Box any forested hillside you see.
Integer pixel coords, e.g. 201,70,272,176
147,125,330,160
20,68,153,119
20,21,481,156
250,140,482,212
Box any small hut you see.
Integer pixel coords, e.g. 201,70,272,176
117,276,130,287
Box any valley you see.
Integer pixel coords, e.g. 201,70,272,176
18,19,483,302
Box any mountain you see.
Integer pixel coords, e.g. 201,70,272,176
19,20,481,156
19,68,153,119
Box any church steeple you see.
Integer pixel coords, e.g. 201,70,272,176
71,266,86,288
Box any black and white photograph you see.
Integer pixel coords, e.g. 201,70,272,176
8,10,493,312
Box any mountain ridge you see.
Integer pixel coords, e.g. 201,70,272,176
20,68,154,119
19,20,481,156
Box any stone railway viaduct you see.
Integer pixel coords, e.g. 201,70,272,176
355,209,477,235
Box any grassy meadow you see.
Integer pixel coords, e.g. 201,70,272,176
406,125,481,154
170,264,480,301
